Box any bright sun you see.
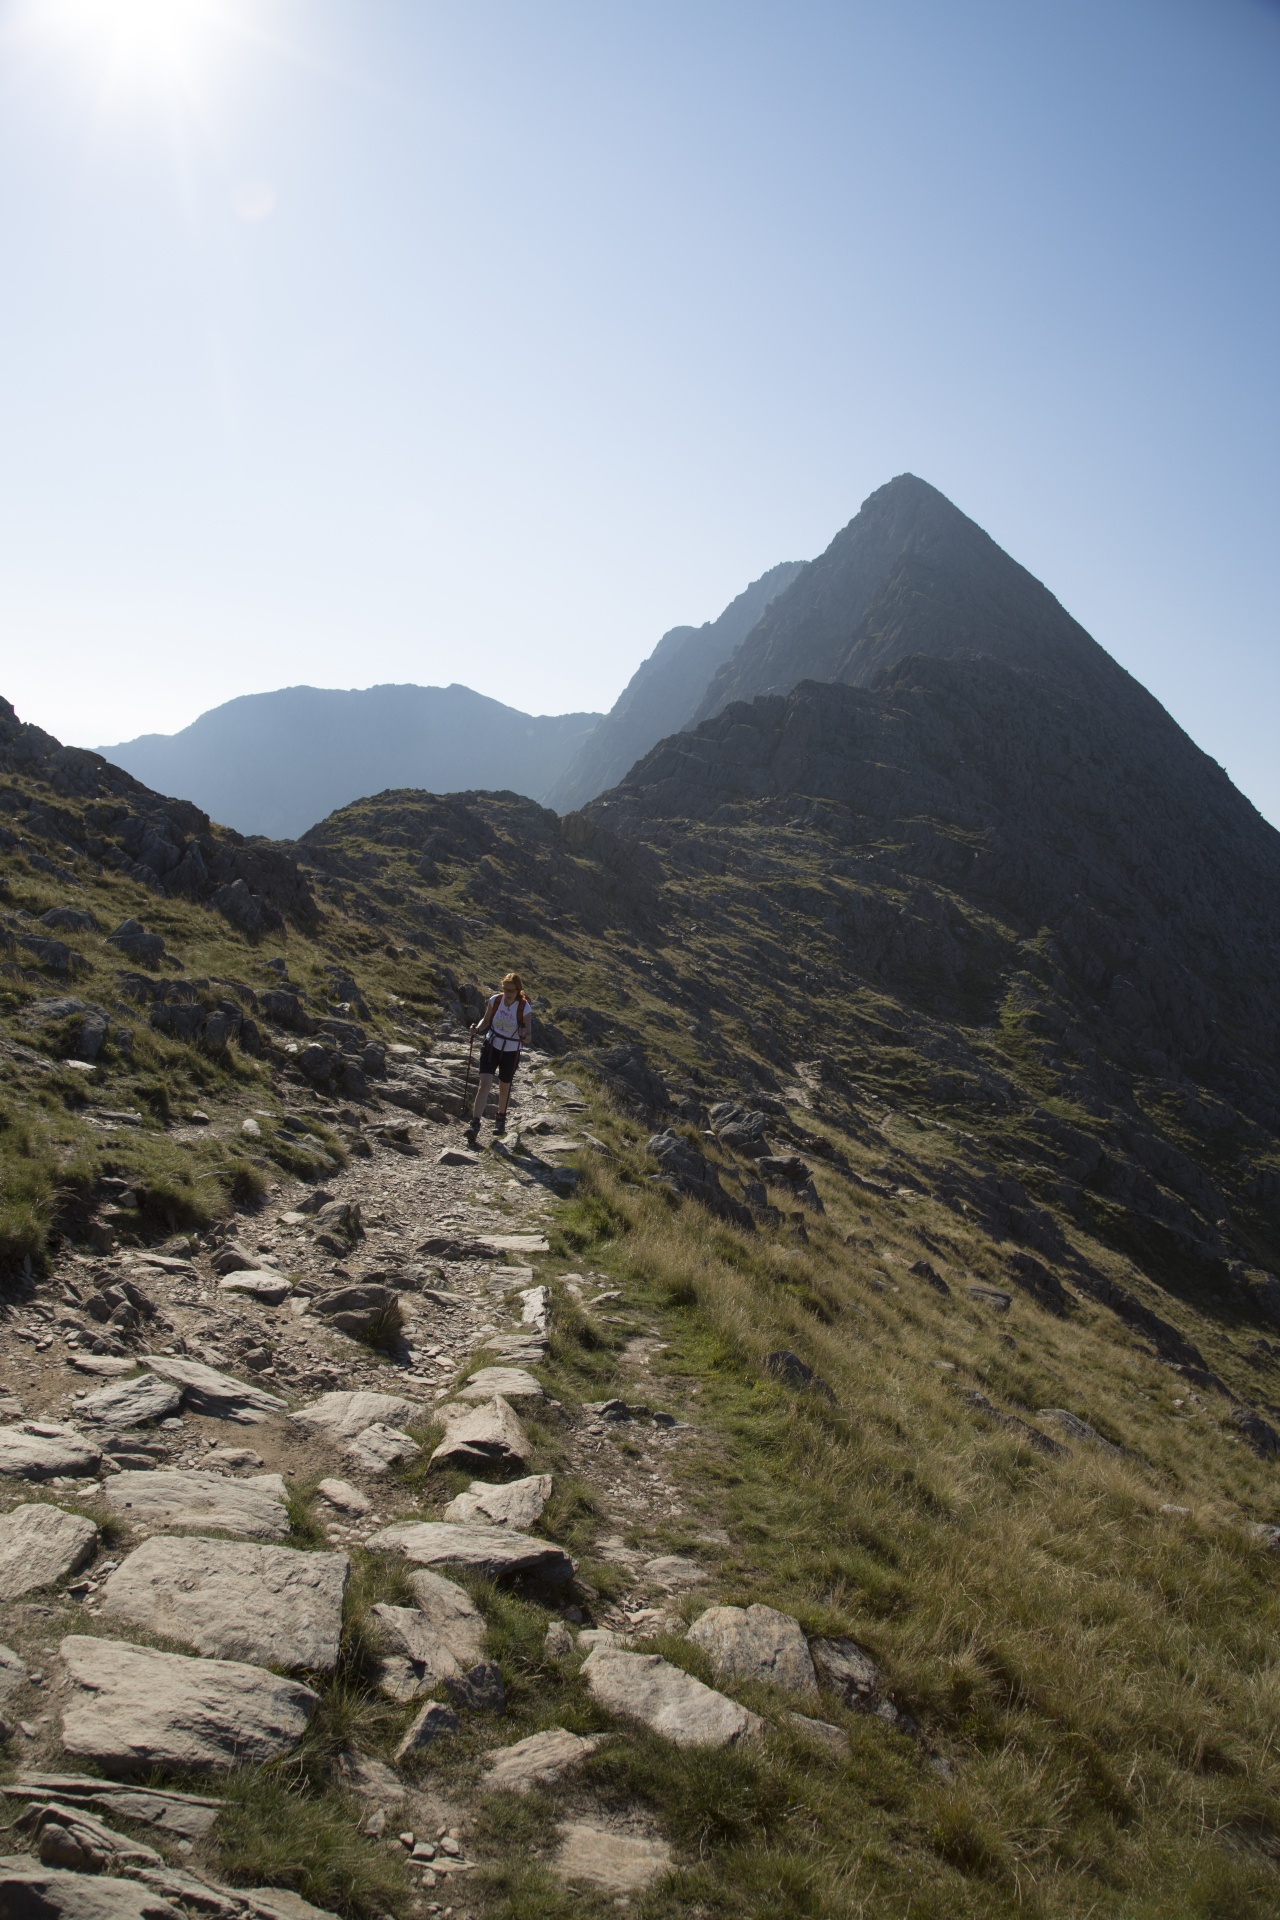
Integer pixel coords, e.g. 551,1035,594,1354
33,0,217,87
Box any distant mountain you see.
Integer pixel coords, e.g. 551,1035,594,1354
543,560,805,812
689,473,1105,721
99,685,603,839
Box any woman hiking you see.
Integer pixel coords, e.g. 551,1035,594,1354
465,972,533,1143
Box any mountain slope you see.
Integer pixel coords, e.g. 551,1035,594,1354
691,472,1115,721
544,559,805,811
100,683,603,839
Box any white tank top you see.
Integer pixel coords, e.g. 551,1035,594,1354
488,995,524,1050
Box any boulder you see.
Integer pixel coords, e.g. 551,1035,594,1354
141,1358,285,1423
314,1478,370,1517
369,1520,573,1587
18,1800,162,1871
333,1749,404,1804
554,1823,673,1893
481,1727,604,1795
441,1660,505,1714
59,1635,318,1772
458,1366,543,1402
219,1271,293,1306
100,1537,348,1670
0,1503,98,1601
428,1396,531,1472
104,1470,290,1540
80,1374,183,1432
293,1389,425,1439
763,1350,835,1399
211,1244,257,1276
405,1569,487,1667
106,920,165,965
0,1423,102,1480
580,1647,763,1747
641,1555,706,1588
309,1285,399,1342
443,1474,552,1530
345,1424,418,1474
0,1863,185,1920
393,1700,459,1760
687,1604,817,1694
436,1147,480,1168
370,1603,465,1700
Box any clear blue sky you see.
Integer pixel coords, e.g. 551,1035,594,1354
1,0,1277,821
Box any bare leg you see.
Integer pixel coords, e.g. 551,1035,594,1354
471,1073,494,1122
497,1079,513,1117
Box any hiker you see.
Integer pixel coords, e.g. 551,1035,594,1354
465,972,532,1142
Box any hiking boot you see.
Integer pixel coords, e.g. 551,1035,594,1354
494,1115,507,1138
465,1118,480,1144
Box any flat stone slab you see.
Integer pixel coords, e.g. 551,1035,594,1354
0,1502,98,1601
142,1358,285,1424
581,1647,763,1748
444,1473,551,1530
554,1822,672,1893
59,1634,318,1773
69,1356,137,1377
458,1366,543,1402
104,1470,290,1540
100,1537,349,1670
0,1861,186,1920
642,1555,707,1588
5,1773,223,1839
370,1603,466,1699
436,1147,480,1167
369,1520,573,1586
429,1396,531,1471
315,1477,371,1516
294,1389,426,1439
80,1374,183,1432
518,1285,550,1332
406,1569,487,1667
219,1271,293,1305
477,1234,549,1254
687,1604,817,1694
334,1748,405,1804
482,1727,604,1795
346,1423,419,1474
0,1423,102,1480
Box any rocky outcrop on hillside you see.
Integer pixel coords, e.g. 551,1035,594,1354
0,700,315,935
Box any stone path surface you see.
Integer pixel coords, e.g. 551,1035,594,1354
0,1036,890,1911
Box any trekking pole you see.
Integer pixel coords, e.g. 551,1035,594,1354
461,1030,476,1121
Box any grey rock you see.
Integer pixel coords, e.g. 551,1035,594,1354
553,1822,673,1893
0,1862,185,1920
219,1272,293,1306
763,1350,835,1399
59,1635,318,1772
580,1646,764,1747
345,1424,419,1474
967,1284,1012,1313
80,1375,183,1431
443,1474,551,1530
0,1423,102,1480
543,1620,575,1659
293,1389,425,1439
0,1504,98,1601
369,1520,573,1586
458,1366,543,1402
641,1555,706,1588
21,1799,163,1871
480,1726,603,1794
100,1537,348,1669
104,1470,290,1540
1037,1409,1121,1450
211,1244,258,1276
393,1700,459,1760
687,1604,817,1694
141,1358,285,1424
441,1660,505,1714
309,1284,399,1341
810,1636,897,1720
315,1478,371,1516
333,1749,404,1804
369,1603,466,1696
405,1569,488,1667
436,1147,480,1168
429,1396,531,1472
4,1774,223,1840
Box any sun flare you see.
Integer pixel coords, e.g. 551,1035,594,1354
32,0,217,88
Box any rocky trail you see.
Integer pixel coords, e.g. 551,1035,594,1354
0,1033,877,1917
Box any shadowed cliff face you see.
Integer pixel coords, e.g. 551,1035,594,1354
691,473,1124,721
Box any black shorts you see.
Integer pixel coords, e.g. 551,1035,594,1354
479,1041,520,1083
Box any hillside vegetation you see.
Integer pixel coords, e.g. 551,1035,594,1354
3,661,1280,1917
